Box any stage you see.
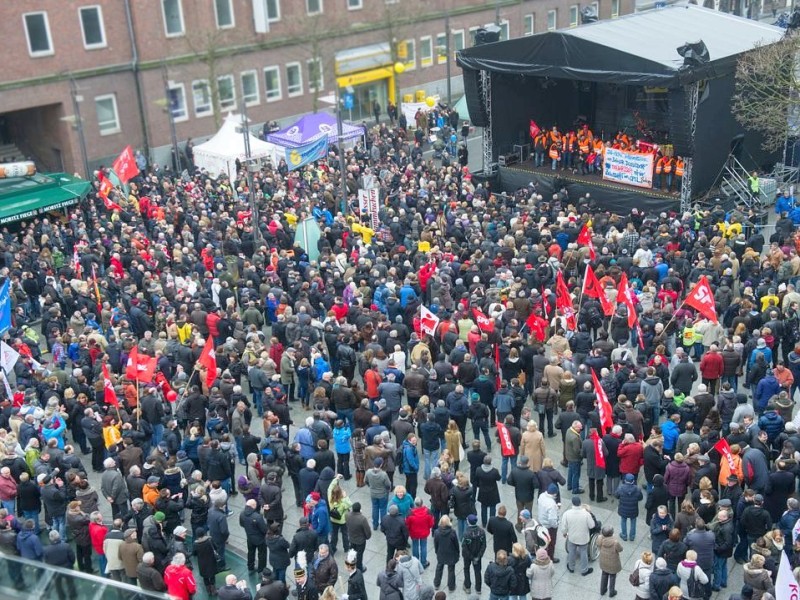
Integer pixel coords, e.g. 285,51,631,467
498,159,681,213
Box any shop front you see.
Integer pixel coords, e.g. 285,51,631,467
335,43,397,123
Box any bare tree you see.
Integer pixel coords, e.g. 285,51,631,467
732,33,800,152
185,29,228,128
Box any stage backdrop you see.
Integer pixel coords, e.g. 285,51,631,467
602,148,654,188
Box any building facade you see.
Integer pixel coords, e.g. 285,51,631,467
0,0,634,176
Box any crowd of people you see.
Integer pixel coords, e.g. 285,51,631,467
0,114,795,600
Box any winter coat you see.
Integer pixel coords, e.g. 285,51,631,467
742,563,775,600
615,481,643,518
660,539,688,572
42,540,75,568
137,563,167,592
527,559,555,600
17,529,43,560
67,509,91,546
474,465,501,505
397,554,425,600
508,464,538,503
509,554,531,596
617,442,644,476
631,559,653,599
649,567,679,600
449,484,477,519
484,561,516,595
381,513,409,548
676,560,709,600
598,535,623,574
644,445,669,483
519,430,546,472
685,528,715,571
376,569,404,600
664,460,693,498
581,436,607,479
406,506,435,540
433,525,460,565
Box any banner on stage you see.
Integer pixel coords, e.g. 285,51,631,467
602,147,654,189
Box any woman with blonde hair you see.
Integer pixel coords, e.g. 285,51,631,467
432,515,459,592
632,551,654,600
448,472,476,541
509,542,531,600
519,421,546,472
444,420,464,470
742,553,774,600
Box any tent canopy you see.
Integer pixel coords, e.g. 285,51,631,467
267,112,365,148
0,172,90,225
194,113,283,178
457,5,783,86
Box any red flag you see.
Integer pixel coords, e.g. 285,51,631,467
125,347,157,383
155,371,173,398
617,273,639,329
555,271,577,331
591,369,614,434
591,429,606,469
419,305,440,337
526,312,549,342
529,119,541,140
97,172,123,212
583,265,614,316
102,363,119,408
713,438,737,474
576,224,596,260
112,145,139,184
472,308,494,332
683,275,718,324
496,422,516,457
198,338,217,389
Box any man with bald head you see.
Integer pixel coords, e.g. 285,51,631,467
239,498,268,573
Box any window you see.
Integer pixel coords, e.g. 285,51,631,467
168,83,188,122
286,63,302,97
499,20,510,40
161,0,185,37
436,33,447,64
611,0,620,17
217,75,236,111
524,14,535,35
241,71,259,106
192,80,212,117
306,0,322,15
253,0,280,32
398,39,415,70
23,12,53,57
569,5,580,27
214,0,235,28
347,0,363,8
452,30,465,55
307,58,323,93
592,1,600,17
469,26,480,46
547,9,557,30
263,66,282,101
79,6,106,49
95,94,120,135
420,36,433,67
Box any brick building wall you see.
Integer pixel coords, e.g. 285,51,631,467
0,0,634,174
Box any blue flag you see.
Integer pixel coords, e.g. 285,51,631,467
0,280,10,337
285,135,328,171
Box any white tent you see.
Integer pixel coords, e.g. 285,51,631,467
193,113,284,178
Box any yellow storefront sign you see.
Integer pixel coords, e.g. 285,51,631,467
336,66,396,103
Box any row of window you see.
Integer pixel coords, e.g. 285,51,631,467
167,60,323,122
23,6,105,57
523,0,620,33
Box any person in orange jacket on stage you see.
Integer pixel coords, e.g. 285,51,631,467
549,141,561,171
663,155,676,191
674,157,685,194
534,132,548,167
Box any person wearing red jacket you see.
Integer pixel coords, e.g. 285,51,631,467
206,309,221,346
88,512,108,575
406,497,435,567
699,344,725,395
164,553,197,600
617,435,644,480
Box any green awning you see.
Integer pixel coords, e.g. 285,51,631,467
0,172,91,225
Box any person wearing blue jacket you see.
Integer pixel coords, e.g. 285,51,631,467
332,422,352,480
615,473,644,541
661,415,680,455
493,384,515,423
754,370,781,415
776,189,795,214
16,519,43,560
399,281,418,308
42,416,67,449
311,497,331,543
401,436,420,497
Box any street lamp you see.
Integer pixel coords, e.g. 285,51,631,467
160,64,182,173
238,93,260,252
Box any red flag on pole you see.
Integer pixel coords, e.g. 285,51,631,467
102,363,119,408
97,172,123,212
525,312,549,342
713,438,737,474
576,224,596,261
125,347,157,383
591,429,606,469
496,422,516,457
617,273,639,329
419,305,440,337
198,338,217,388
112,145,140,184
555,271,577,331
529,119,540,140
472,308,495,332
591,369,614,434
583,265,614,316
683,275,719,324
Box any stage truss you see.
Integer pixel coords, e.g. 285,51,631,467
481,69,496,175
681,80,700,214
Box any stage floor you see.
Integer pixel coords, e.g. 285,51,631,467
498,159,681,213
502,160,679,199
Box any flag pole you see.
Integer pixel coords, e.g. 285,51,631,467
135,380,140,425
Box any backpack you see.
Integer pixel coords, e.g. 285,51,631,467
686,566,705,598
462,527,487,561
395,446,405,474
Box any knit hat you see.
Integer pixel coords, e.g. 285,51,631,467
520,509,531,520
624,473,635,483
547,483,558,495
536,548,549,561
572,496,582,506
153,512,165,522
655,557,667,569
467,515,478,525
374,457,383,467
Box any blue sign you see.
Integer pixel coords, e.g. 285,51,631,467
0,280,10,337
343,94,354,110
285,135,329,171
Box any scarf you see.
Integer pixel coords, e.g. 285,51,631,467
591,430,606,469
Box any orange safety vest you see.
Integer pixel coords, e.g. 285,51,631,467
594,140,604,153
578,136,590,153
535,134,547,149
549,144,560,160
549,132,562,146
655,157,665,174
675,160,684,177
663,158,674,173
